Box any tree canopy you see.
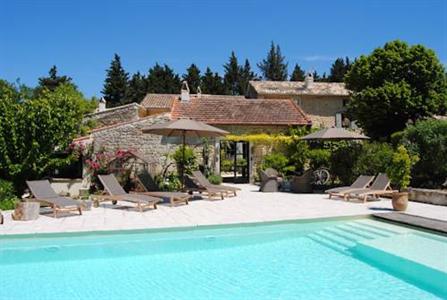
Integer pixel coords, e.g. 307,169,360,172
201,67,225,95
345,40,447,139
290,64,305,81
223,51,242,95
102,54,129,108
0,83,89,193
257,42,288,81
37,65,74,93
124,72,147,104
328,57,351,82
182,64,201,94
146,63,181,94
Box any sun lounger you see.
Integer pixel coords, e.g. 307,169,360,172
325,175,374,199
98,174,160,212
26,180,82,218
191,170,241,196
135,171,190,206
345,173,398,203
184,175,225,200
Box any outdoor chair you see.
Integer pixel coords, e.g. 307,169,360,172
26,180,82,218
135,170,190,206
191,170,241,197
325,175,375,199
259,168,281,192
98,174,160,212
345,173,398,203
184,175,225,200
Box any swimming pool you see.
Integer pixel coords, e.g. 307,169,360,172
0,217,446,299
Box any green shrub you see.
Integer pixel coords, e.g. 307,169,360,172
171,145,197,175
221,159,233,172
308,149,331,170
330,143,363,185
352,142,394,177
392,119,447,188
207,174,223,185
286,140,310,171
386,145,419,190
261,153,295,176
0,179,18,210
154,173,181,192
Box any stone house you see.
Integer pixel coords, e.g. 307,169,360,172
76,89,310,183
247,74,351,128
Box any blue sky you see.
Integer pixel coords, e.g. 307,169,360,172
1,0,446,97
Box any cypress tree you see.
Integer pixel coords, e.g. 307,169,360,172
102,54,129,108
146,63,181,94
223,51,242,95
124,72,147,104
182,64,201,94
201,67,225,95
239,59,257,95
257,42,288,81
328,57,351,82
290,64,305,81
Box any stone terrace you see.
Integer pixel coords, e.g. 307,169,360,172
1,184,446,236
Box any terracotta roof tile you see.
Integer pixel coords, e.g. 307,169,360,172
171,97,311,125
249,81,350,96
140,94,178,108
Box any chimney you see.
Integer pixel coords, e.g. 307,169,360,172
98,97,107,112
197,86,202,98
304,72,314,89
181,81,190,102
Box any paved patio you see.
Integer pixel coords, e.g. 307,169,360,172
1,184,446,236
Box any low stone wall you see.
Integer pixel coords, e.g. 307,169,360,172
50,178,85,198
84,103,145,127
409,188,447,206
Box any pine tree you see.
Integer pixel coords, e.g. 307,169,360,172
223,51,243,95
182,64,201,94
239,59,257,95
201,67,225,95
312,70,321,82
102,54,129,108
290,64,305,81
36,65,74,95
257,42,288,81
146,63,181,94
328,57,351,82
124,72,147,104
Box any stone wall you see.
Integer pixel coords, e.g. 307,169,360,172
91,113,176,174
297,95,347,128
84,103,146,128
255,93,348,128
409,188,447,206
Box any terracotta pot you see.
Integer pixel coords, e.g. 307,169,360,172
392,192,408,211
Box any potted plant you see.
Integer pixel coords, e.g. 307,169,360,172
387,146,419,211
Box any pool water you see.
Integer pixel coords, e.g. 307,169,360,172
0,218,446,299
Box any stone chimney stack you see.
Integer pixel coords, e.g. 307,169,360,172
181,81,190,102
98,97,107,112
304,72,314,89
197,86,202,98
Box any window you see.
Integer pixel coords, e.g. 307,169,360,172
342,99,349,107
336,112,351,128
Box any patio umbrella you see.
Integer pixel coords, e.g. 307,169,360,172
142,118,229,187
300,127,370,141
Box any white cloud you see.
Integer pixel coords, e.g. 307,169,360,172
299,55,336,62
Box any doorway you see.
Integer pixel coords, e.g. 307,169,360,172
219,140,250,183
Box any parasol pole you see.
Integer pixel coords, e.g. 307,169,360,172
181,130,186,189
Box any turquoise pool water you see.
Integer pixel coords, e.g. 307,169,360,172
0,218,446,299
